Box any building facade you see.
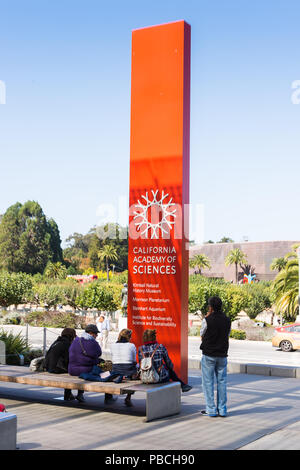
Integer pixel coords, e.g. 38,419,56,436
189,240,300,282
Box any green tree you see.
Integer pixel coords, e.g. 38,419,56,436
273,251,299,321
63,224,128,273
96,223,128,272
270,257,287,272
189,254,211,275
98,245,118,281
88,234,102,271
48,218,63,263
225,248,247,284
63,230,93,272
0,201,63,274
218,236,234,243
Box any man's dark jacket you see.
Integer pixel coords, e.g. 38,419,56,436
45,336,72,373
200,312,231,357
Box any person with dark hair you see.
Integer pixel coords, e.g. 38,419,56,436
104,328,138,406
109,328,138,382
138,329,192,393
68,324,102,403
200,296,231,417
45,328,77,401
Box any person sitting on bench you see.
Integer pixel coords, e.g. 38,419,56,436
79,329,138,407
68,324,102,403
138,329,193,393
45,328,78,402
107,328,138,406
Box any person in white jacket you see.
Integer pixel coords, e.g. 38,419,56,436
103,329,138,406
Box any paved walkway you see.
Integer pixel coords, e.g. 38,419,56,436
1,369,300,450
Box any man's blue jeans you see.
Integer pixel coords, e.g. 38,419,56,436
201,354,228,416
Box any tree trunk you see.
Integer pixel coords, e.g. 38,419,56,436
106,259,109,282
235,263,238,283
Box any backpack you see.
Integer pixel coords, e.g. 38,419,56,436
139,345,160,384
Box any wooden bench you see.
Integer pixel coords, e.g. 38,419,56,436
0,365,181,422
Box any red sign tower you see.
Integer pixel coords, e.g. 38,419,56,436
128,21,191,382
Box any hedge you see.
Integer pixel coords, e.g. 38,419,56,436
189,276,274,321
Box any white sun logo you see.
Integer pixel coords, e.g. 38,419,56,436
133,190,177,239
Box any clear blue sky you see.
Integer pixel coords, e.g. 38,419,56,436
1,0,300,246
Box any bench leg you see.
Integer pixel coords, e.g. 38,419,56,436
145,383,181,422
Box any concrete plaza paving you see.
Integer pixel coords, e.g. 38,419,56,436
1,368,300,450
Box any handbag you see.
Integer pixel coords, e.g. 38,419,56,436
98,360,113,372
78,338,111,371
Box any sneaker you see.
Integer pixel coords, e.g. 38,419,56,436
200,410,218,417
181,384,193,393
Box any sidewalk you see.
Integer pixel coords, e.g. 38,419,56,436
1,368,300,450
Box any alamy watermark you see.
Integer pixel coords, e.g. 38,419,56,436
95,195,205,245
0,80,6,104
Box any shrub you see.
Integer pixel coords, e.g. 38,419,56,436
0,312,23,325
243,283,274,319
189,276,273,321
230,329,246,340
116,270,128,284
31,279,82,310
189,276,247,321
25,311,83,329
78,282,118,311
0,328,29,364
0,271,32,307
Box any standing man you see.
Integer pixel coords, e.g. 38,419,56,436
200,296,231,417
96,313,111,351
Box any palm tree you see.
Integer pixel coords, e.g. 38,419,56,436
225,248,247,284
98,245,118,281
189,254,211,275
273,252,299,321
44,261,67,279
270,257,287,272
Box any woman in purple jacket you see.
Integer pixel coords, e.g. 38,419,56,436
68,324,102,402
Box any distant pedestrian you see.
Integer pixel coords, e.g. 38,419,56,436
200,296,231,417
121,283,128,316
96,314,111,350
